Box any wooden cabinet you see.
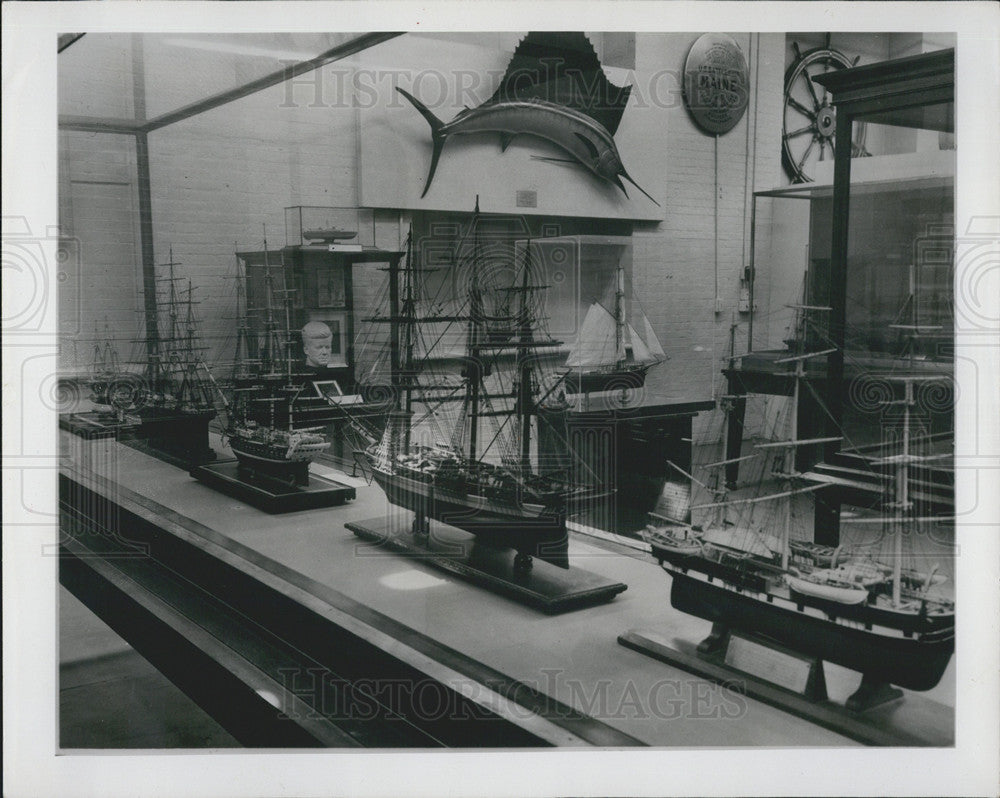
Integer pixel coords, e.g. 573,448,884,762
236,246,402,394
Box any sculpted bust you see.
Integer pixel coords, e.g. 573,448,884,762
302,321,333,369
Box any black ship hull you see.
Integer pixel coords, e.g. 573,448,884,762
229,437,311,486
663,564,954,691
563,364,651,395
371,468,570,568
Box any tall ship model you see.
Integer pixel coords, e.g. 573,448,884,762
223,239,329,485
644,326,955,693
124,248,220,424
563,261,665,394
365,204,602,571
83,319,135,417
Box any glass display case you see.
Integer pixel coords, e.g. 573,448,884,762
515,235,635,347
816,49,955,453
236,244,403,380
284,206,376,249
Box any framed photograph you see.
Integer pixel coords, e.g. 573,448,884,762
316,265,346,308
313,380,363,404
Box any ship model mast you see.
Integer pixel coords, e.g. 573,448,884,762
223,232,329,484
368,200,597,569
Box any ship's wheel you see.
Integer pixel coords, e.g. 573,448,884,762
782,36,867,183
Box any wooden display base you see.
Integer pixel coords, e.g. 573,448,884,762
346,516,627,614
190,459,356,513
120,409,217,469
618,628,953,746
60,411,138,441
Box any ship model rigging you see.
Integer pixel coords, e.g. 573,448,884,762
123,248,220,423
644,306,955,697
223,238,329,485
84,319,132,419
365,203,602,571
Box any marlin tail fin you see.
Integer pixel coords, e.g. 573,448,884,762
396,87,447,198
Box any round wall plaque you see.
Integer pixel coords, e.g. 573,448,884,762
683,34,750,135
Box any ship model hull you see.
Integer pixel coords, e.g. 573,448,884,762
658,552,954,691
227,423,330,486
370,466,571,567
563,363,652,395
229,437,306,485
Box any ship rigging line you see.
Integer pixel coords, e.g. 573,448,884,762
690,481,829,511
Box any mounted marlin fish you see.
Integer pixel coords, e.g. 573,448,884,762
396,32,659,205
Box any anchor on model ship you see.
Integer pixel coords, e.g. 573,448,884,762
364,201,604,571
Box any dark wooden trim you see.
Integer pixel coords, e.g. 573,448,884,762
141,32,403,133
812,48,953,101
58,116,142,135
824,107,854,462
60,466,645,747
57,33,86,53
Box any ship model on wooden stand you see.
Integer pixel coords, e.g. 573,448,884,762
59,321,143,440
641,313,955,705
363,203,607,573
110,249,220,466
223,238,330,486
191,238,356,512
85,320,125,412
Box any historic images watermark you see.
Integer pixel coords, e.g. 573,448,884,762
274,667,748,725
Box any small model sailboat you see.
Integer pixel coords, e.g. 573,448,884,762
563,263,665,394
86,319,126,410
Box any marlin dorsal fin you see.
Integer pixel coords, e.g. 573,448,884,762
487,32,632,134
500,133,516,152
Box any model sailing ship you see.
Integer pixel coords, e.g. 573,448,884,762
124,249,220,425
563,262,665,394
84,319,132,417
644,326,955,693
365,204,601,570
223,239,329,485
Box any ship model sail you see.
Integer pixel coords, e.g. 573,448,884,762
563,261,665,394
645,328,955,693
223,238,329,485
365,204,601,570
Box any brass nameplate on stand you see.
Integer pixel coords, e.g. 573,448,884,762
725,632,825,699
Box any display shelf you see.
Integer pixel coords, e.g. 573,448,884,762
58,430,956,747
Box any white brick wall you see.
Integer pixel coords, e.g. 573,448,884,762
630,33,785,443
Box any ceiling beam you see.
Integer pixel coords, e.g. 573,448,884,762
58,115,143,134
140,31,403,133
58,33,86,53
